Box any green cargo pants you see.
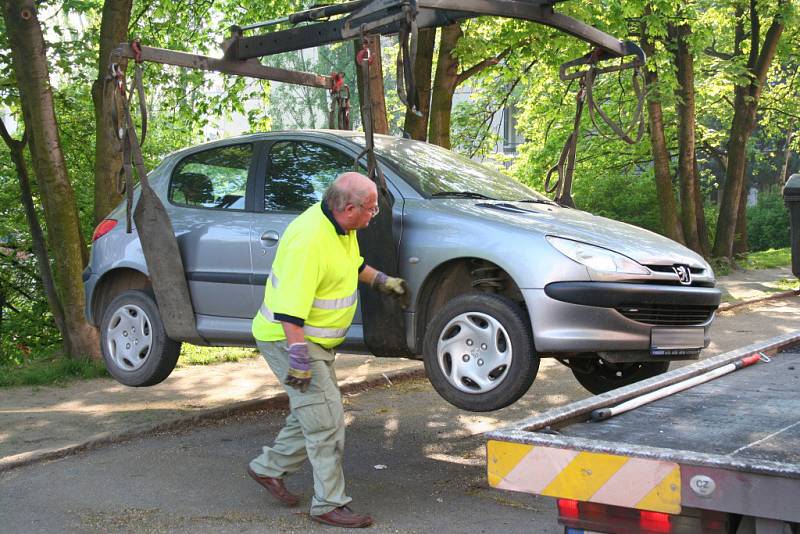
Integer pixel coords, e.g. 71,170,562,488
249,340,350,515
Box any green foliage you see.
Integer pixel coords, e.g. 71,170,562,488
177,345,259,367
746,193,791,252
0,355,108,387
0,247,61,366
573,168,662,233
775,277,799,291
741,247,792,270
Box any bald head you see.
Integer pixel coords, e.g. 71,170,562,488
323,172,377,212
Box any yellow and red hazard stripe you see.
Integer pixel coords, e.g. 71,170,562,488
487,441,681,514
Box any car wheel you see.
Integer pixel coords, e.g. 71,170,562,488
100,289,182,386
569,357,670,395
423,293,539,412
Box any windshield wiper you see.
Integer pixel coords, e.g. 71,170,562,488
516,198,558,205
430,191,496,200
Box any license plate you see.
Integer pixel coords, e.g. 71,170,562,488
651,327,704,356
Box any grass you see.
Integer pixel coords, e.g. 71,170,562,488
0,355,108,387
740,247,791,270
0,344,258,388
711,247,792,277
775,278,800,291
176,345,259,367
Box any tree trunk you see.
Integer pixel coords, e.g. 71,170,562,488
673,23,704,254
402,27,436,141
0,120,68,349
3,0,100,359
92,0,133,223
428,23,462,149
641,16,684,243
733,179,749,256
712,2,784,259
694,153,711,255
354,35,388,135
779,129,794,187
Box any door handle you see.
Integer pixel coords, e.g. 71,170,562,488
260,230,280,246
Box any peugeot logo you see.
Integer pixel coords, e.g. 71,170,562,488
673,264,692,285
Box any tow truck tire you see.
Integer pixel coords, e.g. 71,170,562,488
423,293,539,412
570,357,670,395
100,289,181,387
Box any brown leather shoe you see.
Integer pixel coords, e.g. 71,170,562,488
247,466,300,506
312,505,374,528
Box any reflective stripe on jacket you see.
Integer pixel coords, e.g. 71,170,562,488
251,202,363,348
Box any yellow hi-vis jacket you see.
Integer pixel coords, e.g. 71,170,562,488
252,202,364,349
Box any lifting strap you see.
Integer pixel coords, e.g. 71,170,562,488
396,4,420,115
107,45,202,343
354,37,413,358
546,49,645,207
354,39,387,191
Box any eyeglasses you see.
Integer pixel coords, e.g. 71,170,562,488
360,203,379,217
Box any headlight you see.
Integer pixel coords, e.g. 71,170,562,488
546,236,649,275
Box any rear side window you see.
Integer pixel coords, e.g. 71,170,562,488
264,141,360,212
170,143,253,210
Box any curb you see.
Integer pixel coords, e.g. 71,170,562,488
717,289,800,313
0,367,426,473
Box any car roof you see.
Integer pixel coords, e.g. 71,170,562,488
165,130,422,157
157,131,428,192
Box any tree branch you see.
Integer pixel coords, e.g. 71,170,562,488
748,0,760,70
703,46,733,61
468,60,536,158
758,106,800,121
456,47,511,86
751,3,786,94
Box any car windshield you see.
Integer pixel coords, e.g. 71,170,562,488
352,135,549,202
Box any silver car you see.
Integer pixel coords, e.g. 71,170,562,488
84,130,721,411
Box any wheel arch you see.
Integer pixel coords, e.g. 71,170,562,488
91,267,151,326
414,257,527,353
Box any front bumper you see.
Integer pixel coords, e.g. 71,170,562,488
525,282,721,353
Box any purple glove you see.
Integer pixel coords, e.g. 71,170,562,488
285,342,311,392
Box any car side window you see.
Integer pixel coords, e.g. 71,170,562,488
264,141,359,212
169,144,252,210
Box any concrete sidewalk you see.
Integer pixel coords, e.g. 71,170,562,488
1,267,797,472
717,265,798,307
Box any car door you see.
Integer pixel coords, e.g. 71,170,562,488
167,141,261,319
250,138,368,323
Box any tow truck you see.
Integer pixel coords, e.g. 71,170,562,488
487,177,800,533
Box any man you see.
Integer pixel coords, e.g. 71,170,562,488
247,172,407,528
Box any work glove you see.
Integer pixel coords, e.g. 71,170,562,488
374,271,410,309
285,342,311,392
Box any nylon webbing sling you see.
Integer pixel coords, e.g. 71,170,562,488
108,48,202,343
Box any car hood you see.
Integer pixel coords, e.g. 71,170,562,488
442,200,709,268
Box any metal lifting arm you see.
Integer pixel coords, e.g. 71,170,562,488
113,42,333,89
227,0,643,62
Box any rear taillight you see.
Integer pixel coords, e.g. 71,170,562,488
640,510,672,533
557,499,580,518
92,219,117,241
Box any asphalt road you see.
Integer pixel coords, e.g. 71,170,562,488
0,369,581,534
2,296,798,534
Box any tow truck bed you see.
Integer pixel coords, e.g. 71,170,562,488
487,332,800,533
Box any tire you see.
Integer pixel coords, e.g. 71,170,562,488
100,289,182,386
569,357,670,395
423,293,539,412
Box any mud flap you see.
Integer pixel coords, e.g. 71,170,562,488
133,182,204,344
357,188,414,358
